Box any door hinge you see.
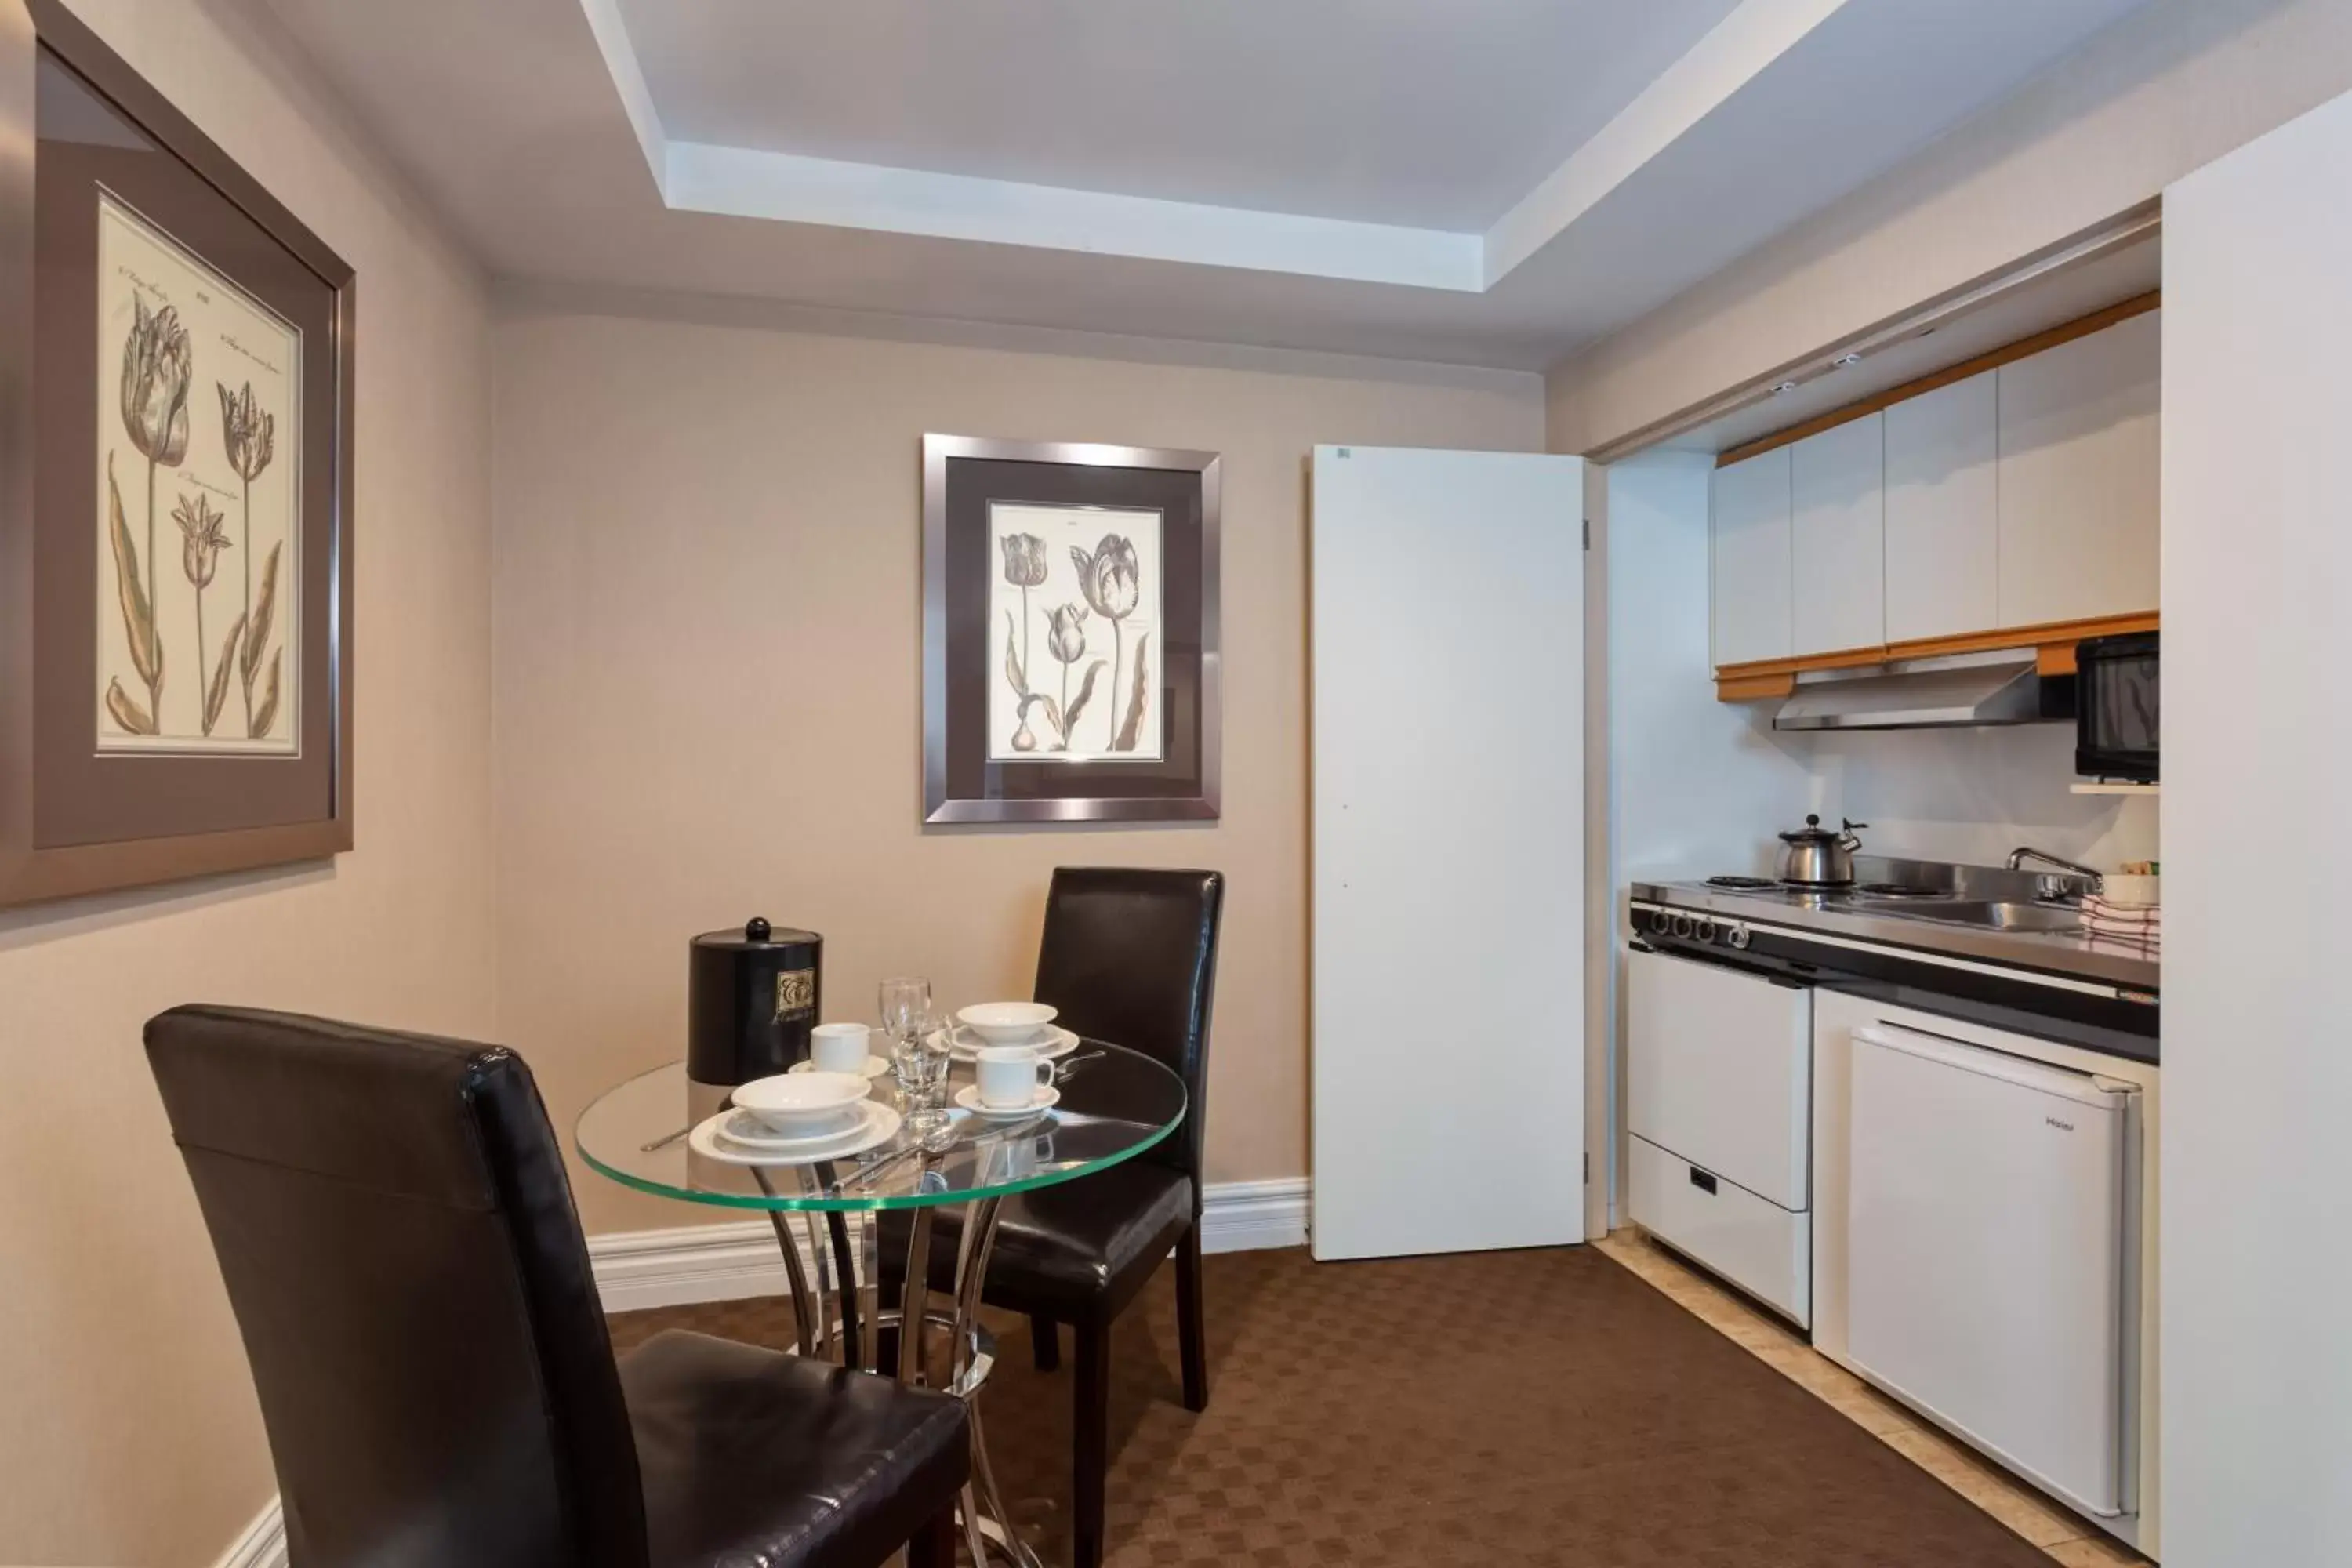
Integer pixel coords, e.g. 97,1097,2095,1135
1582,517,1591,550
1583,1152,1591,1185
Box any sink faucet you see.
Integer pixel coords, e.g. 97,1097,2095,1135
2006,847,2103,898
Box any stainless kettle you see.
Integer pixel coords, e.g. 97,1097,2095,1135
1779,815,1866,886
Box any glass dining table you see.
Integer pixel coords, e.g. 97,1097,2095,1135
576,1042,1187,1567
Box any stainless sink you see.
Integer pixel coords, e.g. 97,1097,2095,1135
1904,900,2083,933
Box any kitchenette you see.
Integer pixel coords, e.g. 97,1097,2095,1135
1602,231,2165,1559
1628,845,2158,1551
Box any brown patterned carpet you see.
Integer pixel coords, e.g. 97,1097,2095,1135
607,1245,2055,1567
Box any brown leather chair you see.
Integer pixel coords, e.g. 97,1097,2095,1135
884,867,1224,1568
146,1005,968,1568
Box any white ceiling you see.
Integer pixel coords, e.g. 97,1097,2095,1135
612,0,1746,231
258,0,2158,370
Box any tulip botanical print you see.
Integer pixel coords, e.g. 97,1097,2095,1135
94,193,299,754
989,501,1163,761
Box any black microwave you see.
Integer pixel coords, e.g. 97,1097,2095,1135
2076,632,2158,782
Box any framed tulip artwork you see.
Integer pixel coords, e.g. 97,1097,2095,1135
0,0,356,906
989,503,1164,764
923,435,1221,823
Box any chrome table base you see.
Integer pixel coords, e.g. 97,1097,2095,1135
752,1168,1040,1568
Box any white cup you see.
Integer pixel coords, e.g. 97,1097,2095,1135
810,1022,873,1075
975,1044,1054,1109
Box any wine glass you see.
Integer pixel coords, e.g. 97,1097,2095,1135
878,976,932,1049
891,1005,954,1138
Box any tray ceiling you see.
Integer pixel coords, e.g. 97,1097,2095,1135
259,0,2158,368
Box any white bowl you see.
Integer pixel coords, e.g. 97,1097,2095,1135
957,1001,1059,1045
732,1071,871,1133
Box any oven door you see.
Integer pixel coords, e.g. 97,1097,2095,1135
1627,946,1815,1323
1627,947,1813,1209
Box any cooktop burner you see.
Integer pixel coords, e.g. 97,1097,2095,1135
1705,875,1780,890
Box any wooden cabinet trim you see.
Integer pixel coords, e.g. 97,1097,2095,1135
1886,612,2158,664
1714,612,2158,702
1716,670,1798,702
1716,292,2161,470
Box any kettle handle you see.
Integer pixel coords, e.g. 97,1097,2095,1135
1840,818,1868,850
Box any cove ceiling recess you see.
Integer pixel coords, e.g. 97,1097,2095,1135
264,0,2154,366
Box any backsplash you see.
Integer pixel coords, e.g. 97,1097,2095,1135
1777,720,2158,872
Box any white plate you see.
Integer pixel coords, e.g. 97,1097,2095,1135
955,1083,1062,1120
788,1056,891,1080
713,1104,865,1150
691,1101,902,1167
930,1023,1080,1061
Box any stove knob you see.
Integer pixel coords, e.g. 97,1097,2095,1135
1646,909,1667,935
1726,924,1751,949
1669,914,1693,939
1695,918,1717,943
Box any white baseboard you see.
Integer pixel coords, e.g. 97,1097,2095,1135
211,1177,1310,1566
590,1216,810,1312
214,1498,286,1568
589,1175,1310,1312
1193,1177,1312,1255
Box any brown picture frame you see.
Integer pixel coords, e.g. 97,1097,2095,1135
922,434,1221,825
0,0,355,907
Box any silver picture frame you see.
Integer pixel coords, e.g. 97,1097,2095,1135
922,433,1221,824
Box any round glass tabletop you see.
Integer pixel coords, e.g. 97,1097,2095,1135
576,1043,1186,1213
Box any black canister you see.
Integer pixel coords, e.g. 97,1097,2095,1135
686,917,822,1120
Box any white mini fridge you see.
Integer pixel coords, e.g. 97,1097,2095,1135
1846,1023,2140,1520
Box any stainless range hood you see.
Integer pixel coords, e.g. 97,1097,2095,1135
1773,654,2052,731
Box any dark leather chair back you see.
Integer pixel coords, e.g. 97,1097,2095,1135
146,1006,648,1568
1032,868,1224,1189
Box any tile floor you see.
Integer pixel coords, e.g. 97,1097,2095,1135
1594,1229,2151,1566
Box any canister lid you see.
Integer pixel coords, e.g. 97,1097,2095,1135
691,916,822,951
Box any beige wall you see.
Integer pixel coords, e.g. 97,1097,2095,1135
1547,0,2352,455
0,1,495,1563
490,307,1544,1234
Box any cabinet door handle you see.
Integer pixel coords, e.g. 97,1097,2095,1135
1688,1167,1718,1196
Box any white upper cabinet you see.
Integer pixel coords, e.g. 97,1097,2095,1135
1709,309,2159,677
1711,446,1792,666
1995,310,2161,628
1883,371,1999,643
1791,414,1886,657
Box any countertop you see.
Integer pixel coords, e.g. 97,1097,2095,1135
1629,879,2161,993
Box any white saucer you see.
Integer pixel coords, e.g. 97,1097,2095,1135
931,1024,1080,1062
954,1083,1062,1120
691,1101,901,1166
788,1056,890,1080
